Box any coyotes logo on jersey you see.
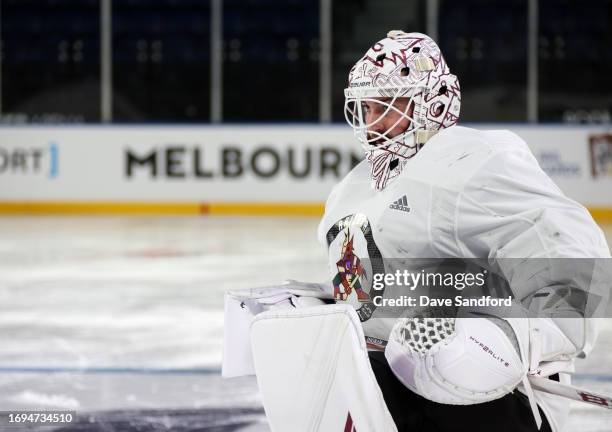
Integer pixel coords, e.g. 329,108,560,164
333,229,370,303
325,213,386,323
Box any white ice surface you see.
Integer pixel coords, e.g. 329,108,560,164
0,217,329,370
0,216,610,431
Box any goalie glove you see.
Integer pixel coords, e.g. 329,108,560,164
385,317,528,404
385,317,546,428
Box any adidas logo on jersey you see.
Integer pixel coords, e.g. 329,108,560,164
389,195,411,213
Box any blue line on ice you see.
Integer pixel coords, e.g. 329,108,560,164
0,367,611,383
0,366,222,374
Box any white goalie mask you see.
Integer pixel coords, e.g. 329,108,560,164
344,31,461,190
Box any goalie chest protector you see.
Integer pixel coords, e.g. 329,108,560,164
317,125,608,349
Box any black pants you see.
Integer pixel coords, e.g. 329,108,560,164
369,351,552,432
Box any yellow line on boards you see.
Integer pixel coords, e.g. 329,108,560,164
0,201,611,222
0,202,202,215
208,202,324,216
0,201,325,217
587,207,612,223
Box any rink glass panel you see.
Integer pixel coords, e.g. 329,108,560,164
222,0,320,122
1,0,101,123
538,0,612,123
438,0,528,122
112,0,212,122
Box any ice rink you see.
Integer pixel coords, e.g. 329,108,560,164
1,216,611,431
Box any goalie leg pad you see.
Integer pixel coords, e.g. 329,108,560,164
250,304,397,432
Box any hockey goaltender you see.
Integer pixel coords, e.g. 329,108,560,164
223,31,611,432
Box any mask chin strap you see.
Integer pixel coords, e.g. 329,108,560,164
415,129,437,145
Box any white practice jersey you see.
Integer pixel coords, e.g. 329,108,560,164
317,125,610,430
318,125,610,349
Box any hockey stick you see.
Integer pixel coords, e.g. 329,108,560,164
528,377,612,409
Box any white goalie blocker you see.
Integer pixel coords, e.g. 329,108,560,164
222,281,336,378
223,285,397,432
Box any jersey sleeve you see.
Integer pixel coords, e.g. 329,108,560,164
455,142,611,356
